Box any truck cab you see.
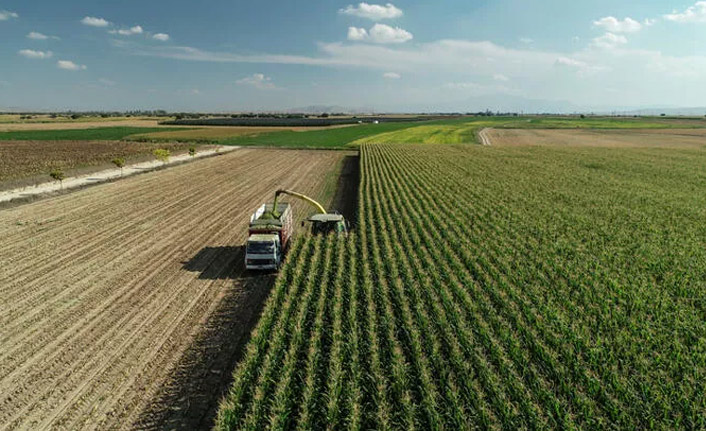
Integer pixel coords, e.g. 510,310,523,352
245,234,282,270
246,203,292,271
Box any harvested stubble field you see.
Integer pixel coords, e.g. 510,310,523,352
0,140,190,184
0,148,346,430
0,119,165,132
218,143,706,430
486,128,706,148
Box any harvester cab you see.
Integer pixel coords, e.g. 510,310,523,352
273,189,348,236
307,213,348,236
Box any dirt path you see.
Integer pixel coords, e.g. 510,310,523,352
0,146,237,204
0,148,345,430
477,127,493,146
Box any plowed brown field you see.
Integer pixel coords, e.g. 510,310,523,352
486,128,706,148
0,140,191,184
0,148,345,430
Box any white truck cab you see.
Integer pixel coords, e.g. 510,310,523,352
245,233,282,270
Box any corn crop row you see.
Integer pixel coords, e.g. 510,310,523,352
217,143,706,430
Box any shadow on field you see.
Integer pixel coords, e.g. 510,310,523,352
331,154,360,228
135,251,276,430
182,245,245,279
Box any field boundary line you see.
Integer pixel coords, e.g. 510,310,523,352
0,146,239,205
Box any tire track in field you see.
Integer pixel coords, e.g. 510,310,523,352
478,127,493,146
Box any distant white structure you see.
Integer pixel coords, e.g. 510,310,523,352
373,120,379,124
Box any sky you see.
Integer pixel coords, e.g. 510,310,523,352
1,0,706,112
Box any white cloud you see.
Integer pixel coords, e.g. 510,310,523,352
110,25,144,36
339,3,402,20
348,27,368,41
554,56,607,77
0,10,18,20
153,33,170,41
665,1,706,22
190,88,201,95
593,16,642,33
493,73,509,81
644,18,657,26
383,72,401,79
519,37,533,44
27,31,59,40
236,73,276,89
349,24,412,43
27,31,47,40
555,57,586,68
591,32,628,49
369,24,412,43
81,16,110,27
57,60,87,71
18,49,53,59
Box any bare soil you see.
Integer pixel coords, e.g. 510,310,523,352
486,128,706,148
0,148,345,430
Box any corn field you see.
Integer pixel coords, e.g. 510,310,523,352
217,143,706,430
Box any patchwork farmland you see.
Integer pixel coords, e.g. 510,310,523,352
2,116,706,430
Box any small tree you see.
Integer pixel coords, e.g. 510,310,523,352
112,157,126,176
188,146,196,157
50,168,66,189
153,149,170,164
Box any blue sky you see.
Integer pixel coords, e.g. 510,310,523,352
1,0,706,112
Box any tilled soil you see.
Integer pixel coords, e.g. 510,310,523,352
486,127,706,148
0,148,345,430
0,140,193,185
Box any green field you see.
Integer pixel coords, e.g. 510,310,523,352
0,127,183,141
217,122,433,148
2,116,704,148
217,143,706,430
221,116,706,148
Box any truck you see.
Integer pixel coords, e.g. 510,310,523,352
245,203,293,271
